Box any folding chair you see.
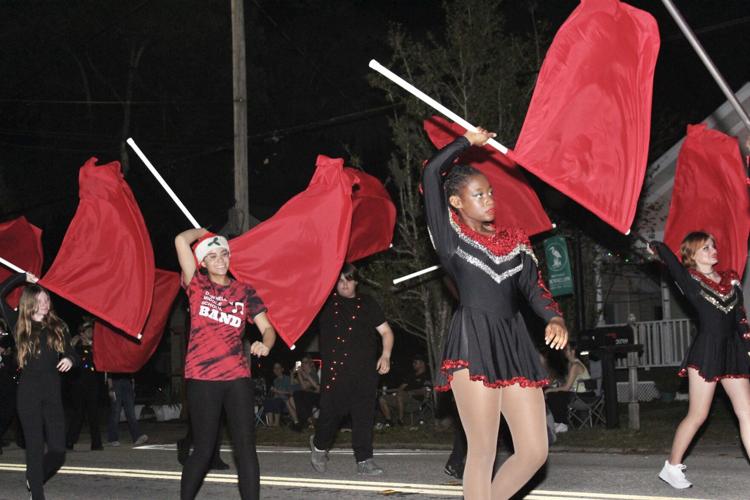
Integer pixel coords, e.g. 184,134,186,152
253,378,267,427
567,379,605,428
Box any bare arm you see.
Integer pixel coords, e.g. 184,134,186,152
375,322,394,375
547,363,584,392
175,228,208,285
248,311,276,357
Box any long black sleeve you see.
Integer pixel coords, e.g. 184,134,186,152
0,272,26,331
517,251,562,323
653,241,695,297
422,136,470,257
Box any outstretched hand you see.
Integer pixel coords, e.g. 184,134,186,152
464,127,496,147
545,316,568,350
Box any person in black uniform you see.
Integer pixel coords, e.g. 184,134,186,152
1,272,40,452
65,316,103,451
309,263,395,476
0,321,19,455
423,129,567,499
650,234,750,489
14,283,77,500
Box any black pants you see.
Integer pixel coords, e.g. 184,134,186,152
17,373,66,500
66,372,102,449
313,377,377,462
293,390,320,425
0,384,16,444
546,392,573,424
181,378,258,500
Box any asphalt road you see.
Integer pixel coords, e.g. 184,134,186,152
0,441,747,499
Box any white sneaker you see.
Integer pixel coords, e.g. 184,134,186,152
658,460,692,489
554,422,569,433
133,434,148,446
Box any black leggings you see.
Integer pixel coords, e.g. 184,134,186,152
180,378,258,500
17,373,66,500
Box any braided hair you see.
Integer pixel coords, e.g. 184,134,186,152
444,164,483,211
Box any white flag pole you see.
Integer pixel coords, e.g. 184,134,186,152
392,265,440,285
371,59,506,285
0,256,26,274
126,138,202,229
368,60,510,155
660,0,750,133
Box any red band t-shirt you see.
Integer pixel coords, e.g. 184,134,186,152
184,272,267,381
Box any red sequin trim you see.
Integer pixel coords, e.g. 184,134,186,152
450,212,530,257
434,359,549,392
688,269,738,295
537,270,563,317
677,364,750,382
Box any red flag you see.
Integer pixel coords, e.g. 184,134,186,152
0,217,43,308
39,158,155,337
229,155,354,347
424,116,552,236
510,0,660,234
664,124,750,276
93,269,180,372
344,167,396,262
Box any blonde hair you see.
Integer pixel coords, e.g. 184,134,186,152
14,285,67,368
679,231,714,269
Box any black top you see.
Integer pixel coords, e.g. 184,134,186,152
654,242,749,343
422,137,560,322
20,321,77,376
318,293,386,390
403,370,432,391
0,272,26,332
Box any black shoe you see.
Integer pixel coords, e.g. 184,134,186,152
177,439,189,465
290,422,303,433
91,445,103,451
444,462,464,480
211,459,230,470
66,443,74,451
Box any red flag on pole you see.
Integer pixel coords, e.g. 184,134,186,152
424,116,552,236
0,217,43,308
93,269,180,372
229,155,354,347
39,158,155,337
344,167,396,262
510,0,660,234
664,124,750,277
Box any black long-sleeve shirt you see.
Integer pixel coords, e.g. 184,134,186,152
20,321,77,376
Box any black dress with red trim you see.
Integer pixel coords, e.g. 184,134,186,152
422,137,562,392
653,242,750,382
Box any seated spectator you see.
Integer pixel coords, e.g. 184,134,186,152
291,355,320,431
264,362,298,427
544,343,590,432
378,354,432,426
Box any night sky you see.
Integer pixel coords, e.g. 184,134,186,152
1,1,749,320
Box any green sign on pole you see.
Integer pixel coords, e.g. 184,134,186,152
543,236,574,297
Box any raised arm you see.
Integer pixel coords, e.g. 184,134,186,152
422,137,470,255
650,241,694,296
175,228,208,285
0,272,37,332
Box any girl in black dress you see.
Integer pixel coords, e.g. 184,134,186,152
15,283,76,500
423,128,567,499
651,234,750,489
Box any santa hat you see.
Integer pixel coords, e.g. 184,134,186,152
193,233,230,263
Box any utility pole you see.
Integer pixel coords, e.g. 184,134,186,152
230,0,250,235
